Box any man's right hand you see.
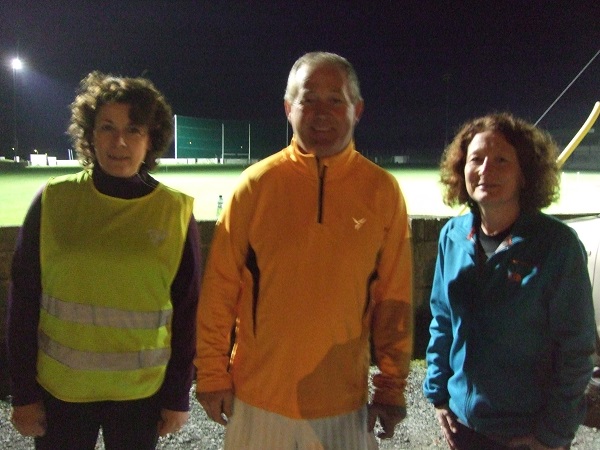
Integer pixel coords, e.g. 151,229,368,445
11,401,47,437
196,389,234,426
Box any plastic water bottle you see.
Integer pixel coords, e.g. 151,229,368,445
216,195,224,217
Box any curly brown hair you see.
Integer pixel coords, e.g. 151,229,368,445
440,112,560,212
67,71,174,171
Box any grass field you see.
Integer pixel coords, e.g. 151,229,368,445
1,164,599,227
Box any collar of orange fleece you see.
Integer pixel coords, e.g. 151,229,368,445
286,136,358,178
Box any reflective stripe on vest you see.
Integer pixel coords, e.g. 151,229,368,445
41,293,172,329
38,330,171,371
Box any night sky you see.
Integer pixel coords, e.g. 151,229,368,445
0,0,598,162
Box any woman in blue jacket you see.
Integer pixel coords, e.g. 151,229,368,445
423,112,595,449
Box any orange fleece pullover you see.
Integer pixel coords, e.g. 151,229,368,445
195,139,413,419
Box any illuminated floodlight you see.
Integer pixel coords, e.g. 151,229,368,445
11,57,23,71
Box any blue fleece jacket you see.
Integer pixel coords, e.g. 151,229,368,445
423,210,595,447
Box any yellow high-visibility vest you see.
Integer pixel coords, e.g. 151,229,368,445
38,170,193,402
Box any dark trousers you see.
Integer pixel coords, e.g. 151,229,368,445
35,390,161,450
451,421,571,450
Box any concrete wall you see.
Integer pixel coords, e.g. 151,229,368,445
0,227,19,399
0,218,448,398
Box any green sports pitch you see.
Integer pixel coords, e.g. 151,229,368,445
1,164,599,227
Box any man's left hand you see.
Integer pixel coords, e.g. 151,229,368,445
367,402,406,439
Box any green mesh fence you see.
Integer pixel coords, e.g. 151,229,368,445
174,115,289,161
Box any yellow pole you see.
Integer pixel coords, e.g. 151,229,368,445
556,101,600,169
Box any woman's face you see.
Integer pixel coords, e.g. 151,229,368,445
464,130,524,212
92,102,150,178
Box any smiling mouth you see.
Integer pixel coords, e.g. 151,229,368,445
108,154,130,161
477,183,500,190
312,122,334,131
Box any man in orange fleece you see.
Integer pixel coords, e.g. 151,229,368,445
195,51,413,449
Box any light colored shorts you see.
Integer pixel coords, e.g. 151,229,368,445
224,398,379,450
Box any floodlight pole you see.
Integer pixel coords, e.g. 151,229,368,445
442,73,451,146
173,114,178,159
11,59,21,160
221,123,225,164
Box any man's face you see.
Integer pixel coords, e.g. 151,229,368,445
284,63,363,158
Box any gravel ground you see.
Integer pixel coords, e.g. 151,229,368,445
2,362,600,449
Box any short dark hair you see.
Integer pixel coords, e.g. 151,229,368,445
67,71,174,171
440,112,560,211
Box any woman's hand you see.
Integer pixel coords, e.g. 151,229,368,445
11,402,47,437
434,403,459,449
509,434,568,449
157,408,190,436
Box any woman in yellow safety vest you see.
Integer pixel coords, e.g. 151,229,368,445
7,71,202,449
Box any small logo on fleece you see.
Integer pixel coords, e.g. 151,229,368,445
353,217,366,230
